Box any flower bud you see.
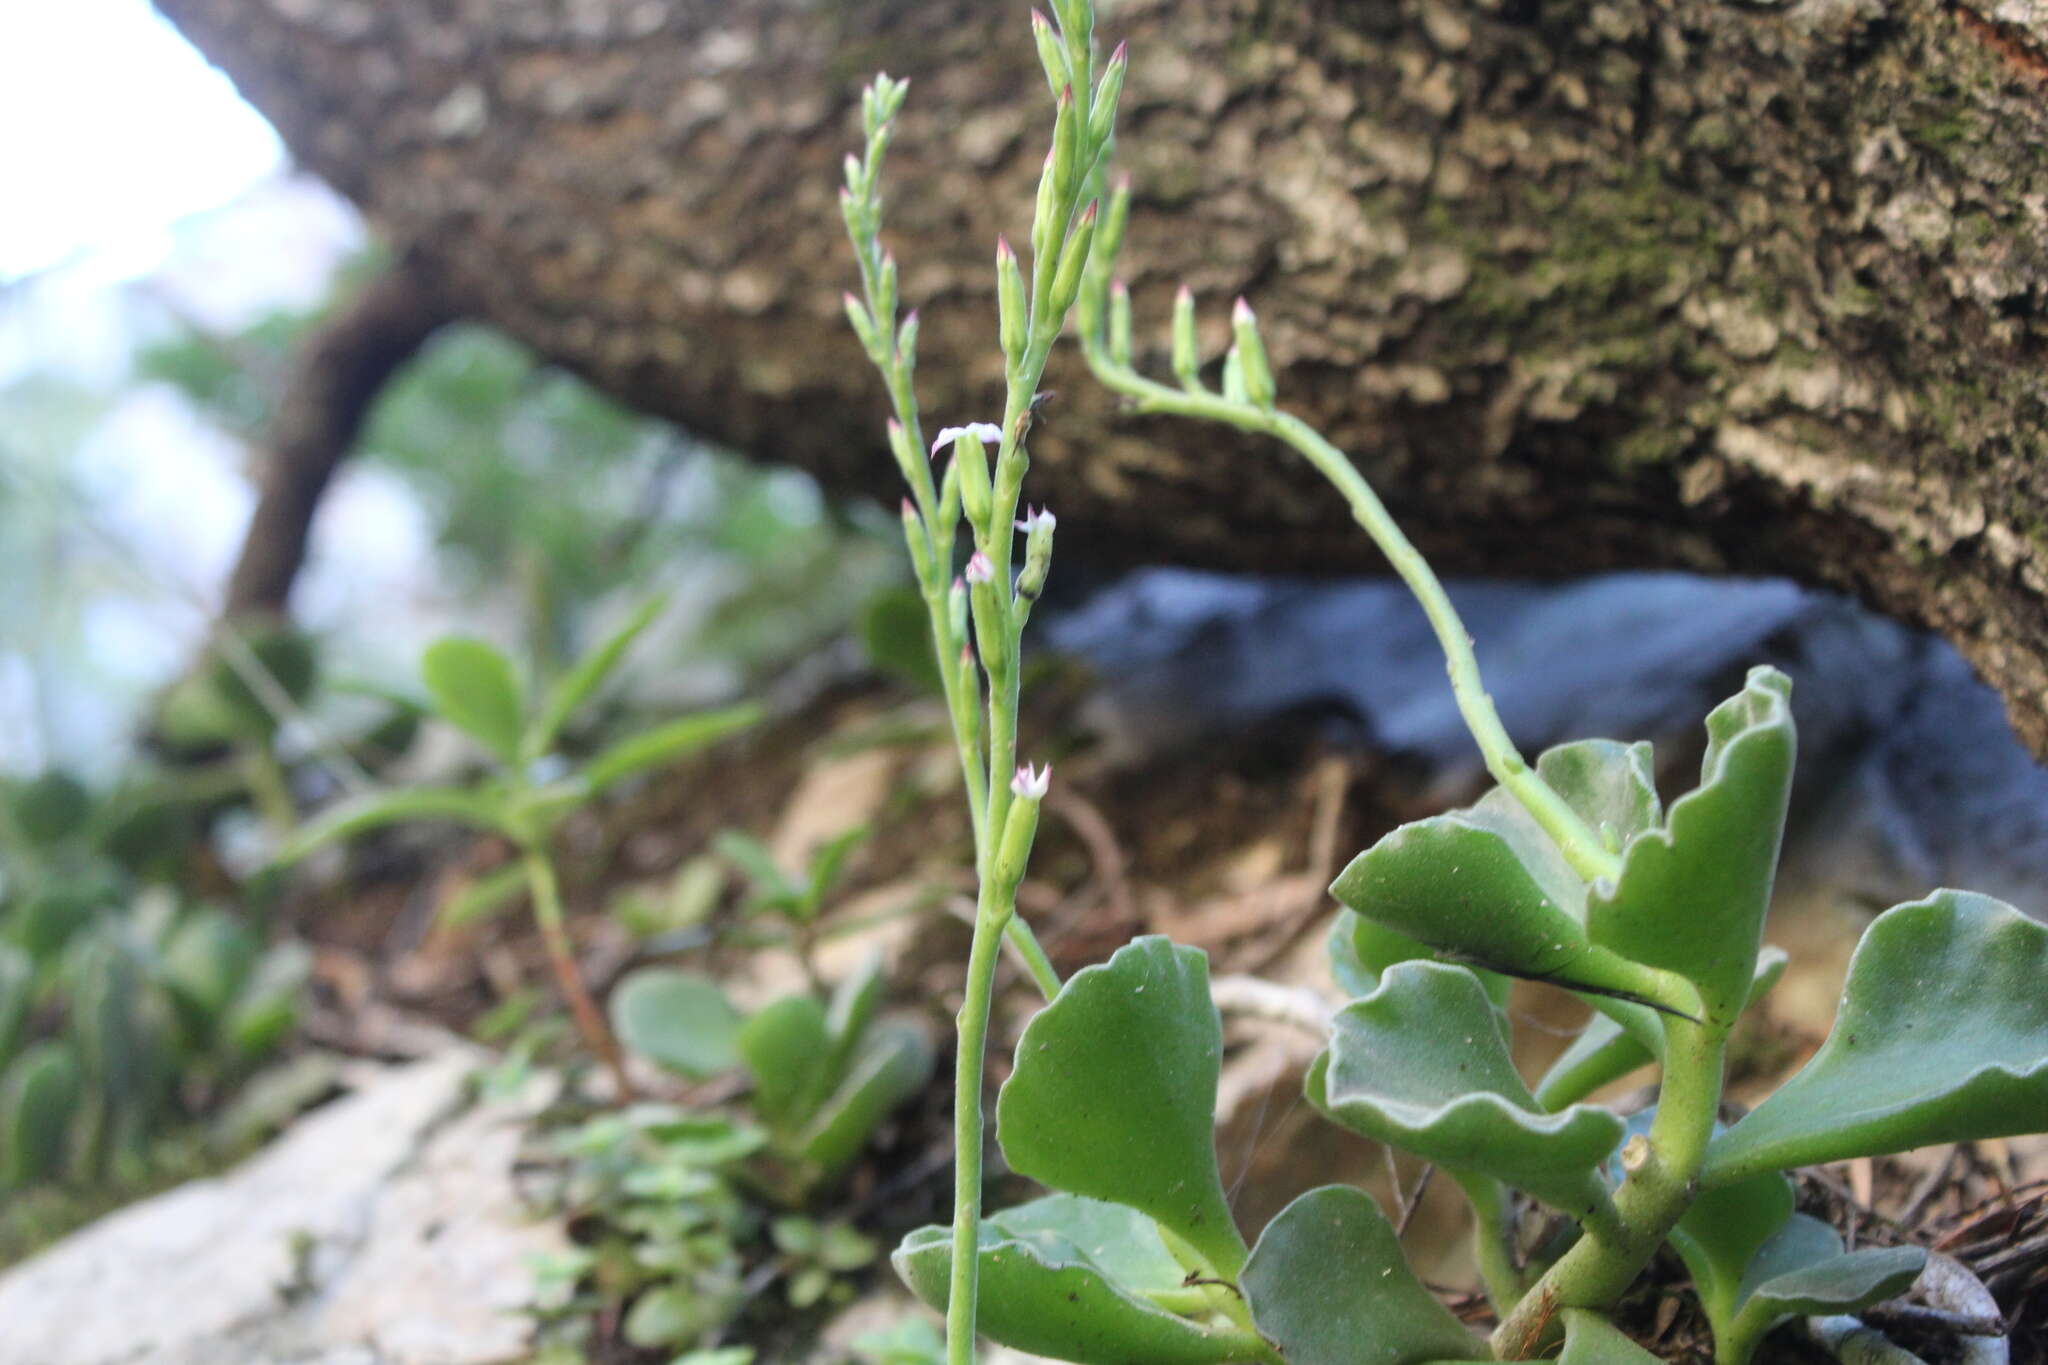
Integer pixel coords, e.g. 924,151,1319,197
995,764,1051,893
1232,297,1275,408
839,186,866,243
1050,85,1079,204
887,418,921,489
875,251,899,329
1048,199,1099,322
1097,174,1131,272
1015,507,1056,602
1088,42,1128,151
896,309,920,369
997,237,1028,362
1222,345,1247,405
937,456,962,530
844,292,879,354
964,550,995,585
1030,146,1061,280
901,498,934,583
1030,9,1069,98
1171,285,1200,390
948,577,969,645
843,152,865,197
953,435,993,527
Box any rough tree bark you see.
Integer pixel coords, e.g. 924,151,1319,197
224,257,452,617
157,0,2048,755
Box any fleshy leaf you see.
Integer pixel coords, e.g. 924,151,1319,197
892,1222,1260,1365
1667,1171,1795,1329
798,1018,932,1178
1743,1244,1925,1319
421,637,526,766
1557,1309,1662,1365
1705,889,2048,1185
1331,804,1651,1005
1587,668,1794,1021
1326,909,1509,1008
737,994,829,1130
997,936,1246,1276
1321,961,1624,1212
609,968,743,1080
989,1195,1188,1298
1240,1186,1485,1365
1718,1214,1925,1363
579,703,762,792
1534,740,1661,850
525,594,666,759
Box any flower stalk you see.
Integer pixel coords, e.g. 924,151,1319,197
842,29,1123,1365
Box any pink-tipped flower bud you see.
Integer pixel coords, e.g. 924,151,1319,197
1010,763,1053,800
964,551,996,585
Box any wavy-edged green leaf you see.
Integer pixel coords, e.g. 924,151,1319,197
580,703,763,793
997,936,1246,1277
1705,890,2048,1185
421,636,526,765
1322,961,1624,1212
988,1195,1188,1300
1667,1171,1795,1330
1331,804,1652,1007
892,1221,1260,1365
1536,948,1787,1112
1587,668,1794,1022
1718,1214,1925,1364
1241,1186,1485,1365
1744,1244,1924,1320
1556,1309,1662,1365
0,1041,82,1187
277,786,506,863
610,968,743,1080
1535,740,1660,851
738,993,829,1130
799,1018,932,1178
525,595,667,760
1326,909,1508,1008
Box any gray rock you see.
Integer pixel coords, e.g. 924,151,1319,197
0,1049,562,1365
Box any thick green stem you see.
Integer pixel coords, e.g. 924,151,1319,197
1081,349,1620,887
1490,1018,1727,1357
523,846,635,1101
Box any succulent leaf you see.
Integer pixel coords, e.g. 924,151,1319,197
997,936,1246,1277
610,967,744,1080
1240,1186,1485,1365
421,636,526,766
1319,961,1625,1211
1705,889,2048,1184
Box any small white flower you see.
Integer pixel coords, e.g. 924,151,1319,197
964,551,996,584
1014,506,1057,535
1010,763,1052,800
930,422,1003,457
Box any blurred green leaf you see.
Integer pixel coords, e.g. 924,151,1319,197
799,1018,932,1178
0,1042,83,1189
279,787,506,862
580,704,762,793
737,994,829,1130
858,586,943,693
610,969,743,1080
527,595,668,760
422,637,526,766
